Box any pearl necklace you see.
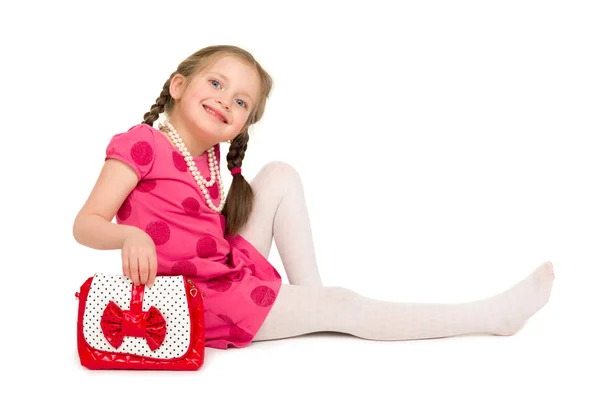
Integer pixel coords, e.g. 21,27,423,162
159,120,226,213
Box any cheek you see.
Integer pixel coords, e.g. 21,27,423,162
180,94,196,111
234,110,250,126
182,86,204,102
187,91,204,105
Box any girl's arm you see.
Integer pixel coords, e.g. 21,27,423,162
72,159,140,250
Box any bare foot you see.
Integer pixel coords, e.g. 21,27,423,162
487,261,555,336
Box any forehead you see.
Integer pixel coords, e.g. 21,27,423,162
203,55,261,100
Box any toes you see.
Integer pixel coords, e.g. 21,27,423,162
538,261,554,278
544,261,555,279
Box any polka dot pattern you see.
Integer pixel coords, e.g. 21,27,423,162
146,220,171,245
251,285,277,307
83,272,191,359
209,184,219,199
196,236,217,258
131,141,153,165
144,306,167,350
172,151,188,172
117,198,131,221
207,278,232,292
171,260,197,276
181,197,200,215
106,126,285,349
136,180,157,193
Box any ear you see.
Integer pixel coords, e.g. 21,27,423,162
169,74,186,100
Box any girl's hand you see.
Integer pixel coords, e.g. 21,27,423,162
121,228,158,287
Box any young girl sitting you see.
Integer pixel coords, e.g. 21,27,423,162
72,45,555,350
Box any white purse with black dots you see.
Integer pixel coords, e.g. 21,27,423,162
76,273,206,370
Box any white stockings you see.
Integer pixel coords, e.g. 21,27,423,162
237,162,554,343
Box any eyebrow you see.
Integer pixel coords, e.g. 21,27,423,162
208,72,254,103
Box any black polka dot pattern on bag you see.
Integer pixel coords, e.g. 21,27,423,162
83,273,192,359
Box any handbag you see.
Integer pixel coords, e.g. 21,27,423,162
76,272,205,370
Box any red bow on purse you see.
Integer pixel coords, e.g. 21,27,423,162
100,285,167,351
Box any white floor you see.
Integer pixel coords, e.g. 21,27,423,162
9,259,597,416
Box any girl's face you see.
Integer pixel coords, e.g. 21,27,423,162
170,55,261,147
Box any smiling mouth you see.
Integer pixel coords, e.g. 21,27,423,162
203,106,227,124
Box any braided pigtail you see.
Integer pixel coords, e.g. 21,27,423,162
142,72,177,126
222,130,254,237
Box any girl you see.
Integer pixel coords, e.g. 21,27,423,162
72,45,555,350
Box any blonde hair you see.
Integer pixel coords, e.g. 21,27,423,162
142,45,274,237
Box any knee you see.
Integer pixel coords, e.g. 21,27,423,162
261,161,300,179
258,161,302,189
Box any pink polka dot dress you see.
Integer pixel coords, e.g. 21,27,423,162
105,124,282,349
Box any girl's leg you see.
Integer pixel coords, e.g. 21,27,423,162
238,162,324,287
253,261,555,341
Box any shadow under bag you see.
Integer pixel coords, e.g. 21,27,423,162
76,273,205,370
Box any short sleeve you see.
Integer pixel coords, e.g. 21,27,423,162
105,124,156,181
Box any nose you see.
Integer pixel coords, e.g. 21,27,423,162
217,96,231,111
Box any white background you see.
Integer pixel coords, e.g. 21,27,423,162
1,0,598,414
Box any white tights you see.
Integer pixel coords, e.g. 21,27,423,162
238,162,555,342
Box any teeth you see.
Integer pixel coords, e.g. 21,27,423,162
205,106,226,123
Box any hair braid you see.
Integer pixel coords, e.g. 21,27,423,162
227,131,249,169
222,130,254,237
142,72,176,126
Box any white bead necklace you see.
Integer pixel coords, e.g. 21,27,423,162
158,120,226,213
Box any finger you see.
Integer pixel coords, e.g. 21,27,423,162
148,255,158,288
139,255,149,286
122,251,130,279
130,255,140,286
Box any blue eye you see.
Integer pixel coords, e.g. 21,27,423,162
210,79,248,109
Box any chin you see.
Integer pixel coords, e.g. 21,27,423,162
190,118,219,136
